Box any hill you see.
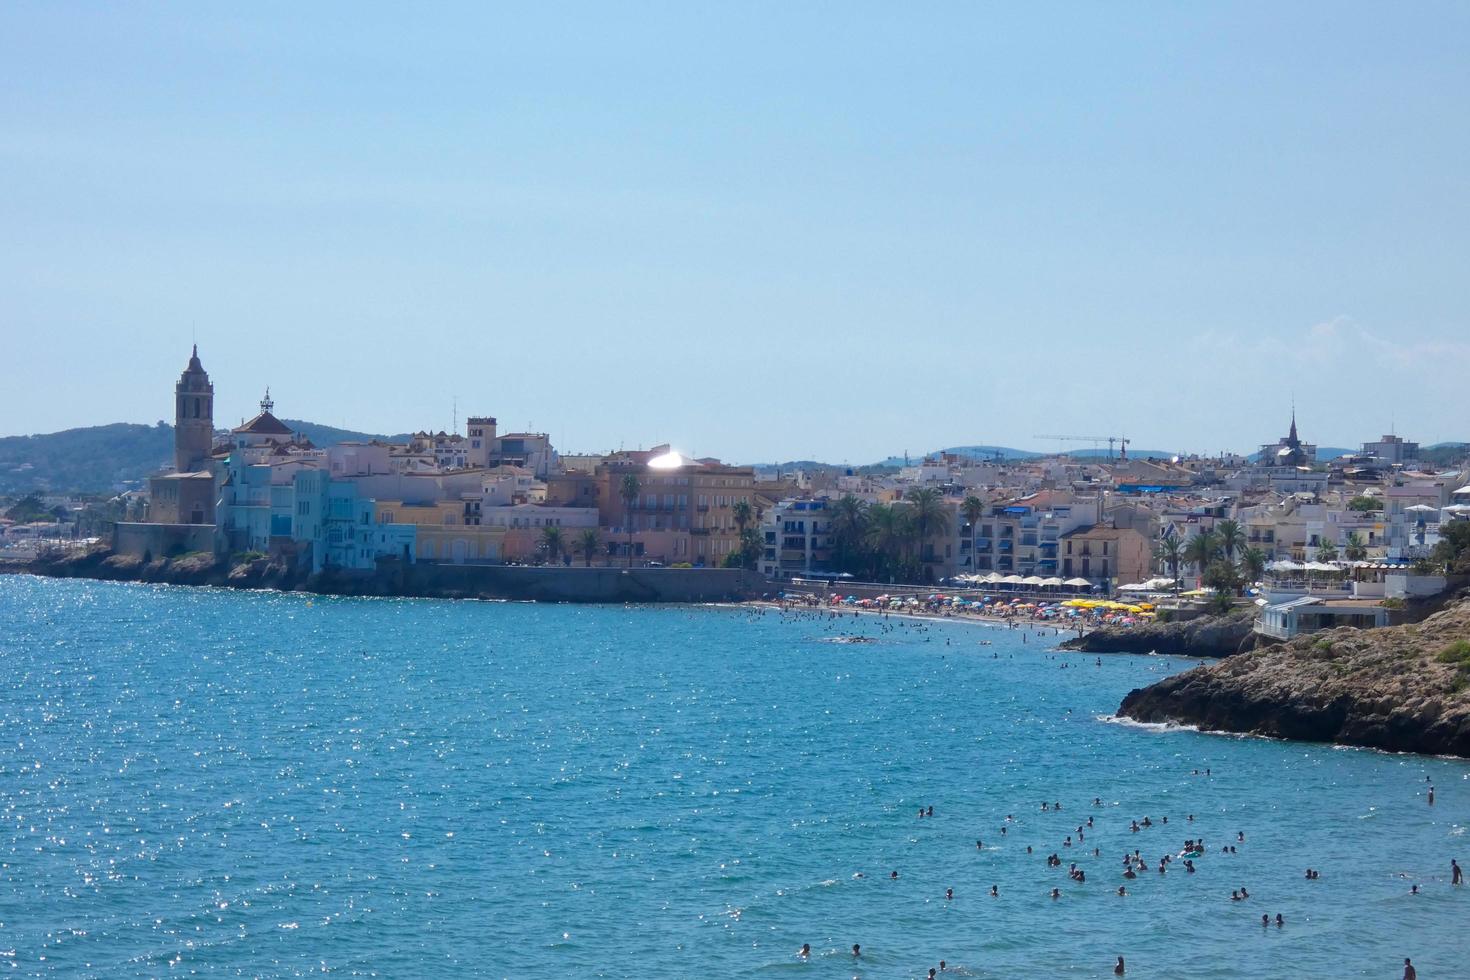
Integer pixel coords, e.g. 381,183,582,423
0,421,407,495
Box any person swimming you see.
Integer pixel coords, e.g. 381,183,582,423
852,943,861,957
990,885,999,897
946,887,954,900
890,870,899,879
1117,885,1127,896
1275,913,1284,927
1231,890,1242,901
1051,888,1061,899
799,943,810,957
1114,955,1126,975
1262,914,1269,926
1453,859,1463,885
1403,958,1416,980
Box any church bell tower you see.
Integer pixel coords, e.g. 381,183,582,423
174,345,214,472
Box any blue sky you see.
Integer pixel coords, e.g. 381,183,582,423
2,3,1467,462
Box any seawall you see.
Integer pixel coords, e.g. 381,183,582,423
3,549,769,604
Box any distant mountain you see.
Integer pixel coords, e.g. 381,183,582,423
278,419,410,447
0,420,408,495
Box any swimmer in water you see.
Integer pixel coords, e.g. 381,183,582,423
1411,884,1420,895
1114,955,1126,975
1117,885,1126,896
1275,913,1284,927
1051,888,1061,899
891,870,899,880
1262,914,1269,926
1428,786,1434,805
1453,859,1463,885
927,805,934,817
1403,959,1415,980
946,887,953,900
852,943,861,958
990,885,999,897
799,943,810,958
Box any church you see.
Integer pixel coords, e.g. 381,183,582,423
112,347,225,559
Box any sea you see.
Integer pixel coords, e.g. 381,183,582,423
0,575,1465,978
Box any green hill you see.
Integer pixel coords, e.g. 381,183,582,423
0,421,408,495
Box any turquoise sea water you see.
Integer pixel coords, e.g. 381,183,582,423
0,576,1466,978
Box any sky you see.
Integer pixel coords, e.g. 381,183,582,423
2,3,1468,463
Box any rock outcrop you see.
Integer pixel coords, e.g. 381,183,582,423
1118,600,1470,757
1060,609,1256,658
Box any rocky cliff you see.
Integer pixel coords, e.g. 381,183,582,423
1060,609,1257,658
1118,599,1470,757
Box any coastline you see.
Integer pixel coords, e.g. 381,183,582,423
2,548,767,605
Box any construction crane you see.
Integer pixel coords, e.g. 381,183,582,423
1034,434,1131,461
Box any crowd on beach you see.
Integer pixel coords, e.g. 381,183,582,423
769,589,1158,633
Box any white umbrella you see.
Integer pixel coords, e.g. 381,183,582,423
1267,559,1303,572
1063,577,1093,587
1405,504,1437,513
1020,575,1046,586
1453,486,1470,496
1040,577,1065,587
1000,575,1025,584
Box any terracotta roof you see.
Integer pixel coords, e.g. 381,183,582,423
233,411,293,435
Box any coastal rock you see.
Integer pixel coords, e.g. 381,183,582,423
1060,609,1255,658
1118,600,1470,757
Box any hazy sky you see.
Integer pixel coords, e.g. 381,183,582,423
3,3,1467,462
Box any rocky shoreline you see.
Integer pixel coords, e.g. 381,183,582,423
1118,597,1470,758
1059,609,1257,658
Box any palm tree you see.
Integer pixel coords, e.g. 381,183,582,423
1344,531,1367,562
827,494,870,574
540,526,564,565
619,473,641,568
961,495,985,574
1155,535,1186,588
864,503,913,581
1316,537,1338,562
577,528,601,567
1240,546,1267,584
732,500,753,534
904,487,951,569
1215,519,1245,564
1184,530,1220,577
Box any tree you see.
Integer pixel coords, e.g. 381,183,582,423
865,503,913,582
1154,534,1186,586
732,500,753,534
1215,519,1245,564
1343,531,1367,562
1240,546,1267,584
577,528,601,567
1429,520,1470,575
1347,496,1382,513
827,494,870,575
723,527,762,570
619,473,641,568
540,526,564,565
1183,530,1220,573
961,495,985,573
1315,537,1338,562
904,486,951,567
1202,559,1243,600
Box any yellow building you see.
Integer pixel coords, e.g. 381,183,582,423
374,500,505,564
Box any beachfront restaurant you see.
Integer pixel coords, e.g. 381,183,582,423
1254,595,1389,641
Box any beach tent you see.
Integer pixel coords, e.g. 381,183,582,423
1040,577,1065,587
1020,575,1046,586
1062,577,1092,588
1000,575,1025,585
